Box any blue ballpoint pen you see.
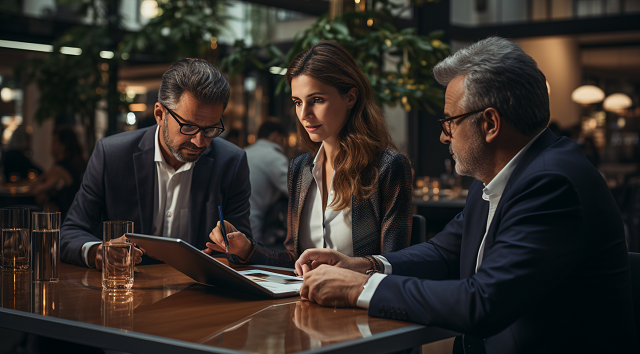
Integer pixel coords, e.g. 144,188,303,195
217,206,229,253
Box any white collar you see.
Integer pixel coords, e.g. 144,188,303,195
482,129,546,200
154,125,194,172
312,142,325,167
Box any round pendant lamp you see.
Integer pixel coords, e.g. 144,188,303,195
571,85,605,104
603,93,632,112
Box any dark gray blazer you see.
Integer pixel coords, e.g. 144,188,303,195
60,126,252,266
235,148,412,268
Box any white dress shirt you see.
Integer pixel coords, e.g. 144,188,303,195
81,126,194,266
298,143,354,256
357,130,546,308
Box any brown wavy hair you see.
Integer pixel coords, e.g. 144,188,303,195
286,40,397,210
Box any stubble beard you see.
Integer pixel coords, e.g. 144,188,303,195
449,128,488,181
163,119,206,163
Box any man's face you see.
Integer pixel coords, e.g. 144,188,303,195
441,75,488,180
156,93,224,166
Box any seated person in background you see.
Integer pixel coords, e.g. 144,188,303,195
61,58,252,269
1,124,42,182
31,126,87,221
244,121,289,247
294,37,638,354
206,41,412,267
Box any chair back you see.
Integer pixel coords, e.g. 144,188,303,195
628,252,640,340
411,214,427,245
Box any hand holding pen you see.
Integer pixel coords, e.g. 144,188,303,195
205,212,254,260
218,206,229,253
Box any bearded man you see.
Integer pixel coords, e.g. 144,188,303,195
61,58,251,269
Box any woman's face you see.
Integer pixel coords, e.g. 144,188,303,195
290,74,356,146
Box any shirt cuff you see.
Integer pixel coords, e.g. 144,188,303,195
356,273,387,309
373,255,392,274
82,241,102,268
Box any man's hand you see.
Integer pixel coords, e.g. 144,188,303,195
294,248,371,278
90,236,143,270
300,265,369,308
205,221,253,260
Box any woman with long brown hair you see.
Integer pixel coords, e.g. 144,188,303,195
207,40,412,267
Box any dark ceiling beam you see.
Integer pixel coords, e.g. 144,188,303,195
450,14,640,42
241,0,329,17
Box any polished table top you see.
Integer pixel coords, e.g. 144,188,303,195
0,262,456,354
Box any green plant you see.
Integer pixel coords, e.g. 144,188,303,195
18,0,231,150
221,0,450,113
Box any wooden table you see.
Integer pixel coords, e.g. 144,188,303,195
0,262,456,354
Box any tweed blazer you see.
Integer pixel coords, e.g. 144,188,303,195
236,147,412,268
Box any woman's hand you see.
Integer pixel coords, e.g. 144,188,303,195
205,221,253,260
294,249,371,278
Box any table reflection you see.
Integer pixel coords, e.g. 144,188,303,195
102,290,134,331
32,280,59,317
1,270,31,312
293,301,371,344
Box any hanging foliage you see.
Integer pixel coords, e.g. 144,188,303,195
221,0,450,113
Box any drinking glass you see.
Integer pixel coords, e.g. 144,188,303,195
102,239,134,291
103,221,134,243
31,212,61,281
1,207,30,271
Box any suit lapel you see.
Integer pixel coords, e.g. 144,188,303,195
133,128,157,234
189,152,214,246
460,181,489,278
293,157,314,255
297,161,314,222
465,129,558,277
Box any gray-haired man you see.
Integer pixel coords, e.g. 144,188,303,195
61,58,252,269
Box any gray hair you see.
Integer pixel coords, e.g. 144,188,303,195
433,37,549,136
158,58,230,111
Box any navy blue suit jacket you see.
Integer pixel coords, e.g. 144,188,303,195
371,129,638,353
60,126,252,266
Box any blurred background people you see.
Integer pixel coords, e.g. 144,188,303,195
30,126,86,221
208,40,413,267
1,123,41,183
245,121,289,248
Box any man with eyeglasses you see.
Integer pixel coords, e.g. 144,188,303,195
292,37,637,353
60,58,252,269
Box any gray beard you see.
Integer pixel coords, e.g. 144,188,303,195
449,131,487,181
163,121,205,163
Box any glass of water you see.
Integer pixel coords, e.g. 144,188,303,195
1,207,30,271
102,239,134,291
32,212,60,281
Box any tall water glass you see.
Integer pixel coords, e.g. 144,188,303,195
32,212,60,281
102,221,134,291
1,207,30,271
103,221,134,243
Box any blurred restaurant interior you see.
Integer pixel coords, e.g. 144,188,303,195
1,0,640,247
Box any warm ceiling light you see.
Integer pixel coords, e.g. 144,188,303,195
140,0,159,18
603,93,632,112
129,103,147,112
571,85,605,105
1,87,14,102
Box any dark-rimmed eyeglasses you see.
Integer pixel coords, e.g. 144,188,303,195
161,103,225,139
438,108,487,138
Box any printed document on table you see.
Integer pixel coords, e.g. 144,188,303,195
239,270,303,294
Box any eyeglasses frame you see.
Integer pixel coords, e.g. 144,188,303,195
160,103,225,139
438,108,487,138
